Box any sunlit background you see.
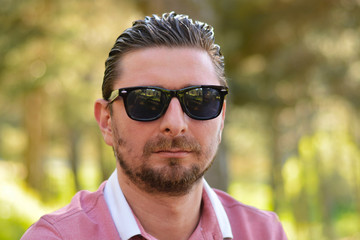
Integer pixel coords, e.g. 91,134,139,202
1,0,360,239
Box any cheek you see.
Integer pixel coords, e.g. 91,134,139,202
116,121,154,153
193,120,223,147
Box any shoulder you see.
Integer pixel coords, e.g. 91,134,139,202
213,189,288,240
41,181,107,225
21,182,118,240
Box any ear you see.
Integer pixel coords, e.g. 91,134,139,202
94,99,114,146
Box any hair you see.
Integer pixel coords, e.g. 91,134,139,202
102,12,226,100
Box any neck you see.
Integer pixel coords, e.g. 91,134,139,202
116,165,203,240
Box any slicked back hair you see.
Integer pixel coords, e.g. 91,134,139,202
102,12,226,100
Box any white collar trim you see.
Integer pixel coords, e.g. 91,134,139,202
104,169,233,239
104,170,141,239
203,179,233,239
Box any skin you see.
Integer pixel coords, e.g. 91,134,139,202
94,47,226,240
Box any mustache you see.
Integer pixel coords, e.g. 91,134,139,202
143,135,201,156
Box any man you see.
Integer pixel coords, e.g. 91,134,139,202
22,12,287,240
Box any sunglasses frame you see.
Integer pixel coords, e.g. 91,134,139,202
107,85,228,121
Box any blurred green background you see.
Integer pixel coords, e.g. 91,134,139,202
1,0,360,239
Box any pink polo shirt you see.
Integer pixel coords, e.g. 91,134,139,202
21,171,287,240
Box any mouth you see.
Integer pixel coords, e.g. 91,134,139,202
153,148,192,158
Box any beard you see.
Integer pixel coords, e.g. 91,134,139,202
112,128,217,196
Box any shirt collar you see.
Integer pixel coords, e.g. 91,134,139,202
104,170,141,239
203,179,233,239
104,169,233,239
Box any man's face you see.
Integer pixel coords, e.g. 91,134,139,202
101,47,226,196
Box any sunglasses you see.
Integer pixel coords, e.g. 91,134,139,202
108,85,228,121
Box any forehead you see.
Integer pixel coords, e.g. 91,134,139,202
113,47,220,90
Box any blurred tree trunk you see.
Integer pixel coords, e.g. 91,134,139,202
269,108,285,212
69,129,81,191
355,155,360,229
318,156,336,240
23,88,46,194
352,116,360,236
353,110,360,223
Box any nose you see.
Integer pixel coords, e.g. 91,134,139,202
159,97,188,137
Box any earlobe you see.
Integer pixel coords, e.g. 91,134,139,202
94,99,114,146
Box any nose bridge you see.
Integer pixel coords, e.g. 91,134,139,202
168,89,180,101
167,89,184,112
160,93,188,136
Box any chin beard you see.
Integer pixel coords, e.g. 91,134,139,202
114,135,214,196
118,156,211,196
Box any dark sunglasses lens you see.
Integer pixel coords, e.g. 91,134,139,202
126,89,165,120
184,87,222,120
